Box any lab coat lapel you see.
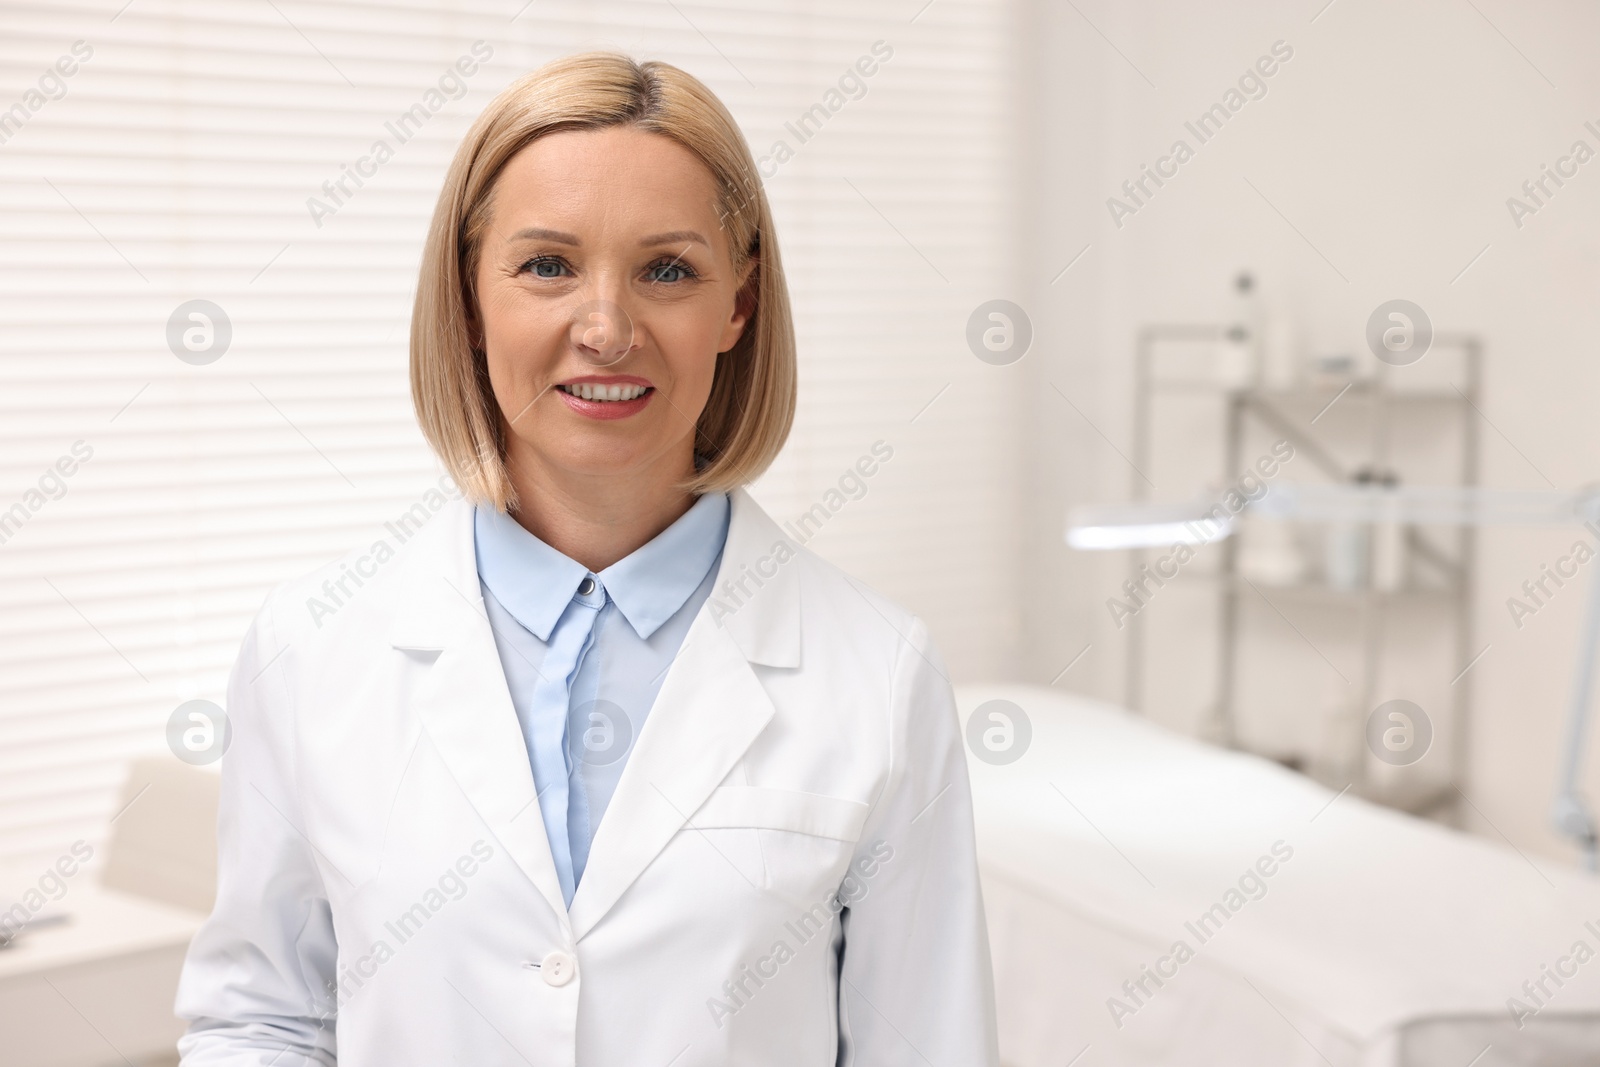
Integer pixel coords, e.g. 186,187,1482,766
568,488,801,941
387,498,571,929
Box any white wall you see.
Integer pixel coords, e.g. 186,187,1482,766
1017,0,1600,865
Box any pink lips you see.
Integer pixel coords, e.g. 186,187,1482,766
555,375,655,421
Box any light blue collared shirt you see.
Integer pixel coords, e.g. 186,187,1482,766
473,492,729,908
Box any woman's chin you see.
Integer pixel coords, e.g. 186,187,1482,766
519,440,691,486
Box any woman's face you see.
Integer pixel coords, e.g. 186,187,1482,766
472,125,754,494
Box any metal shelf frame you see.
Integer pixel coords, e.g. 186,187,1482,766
1124,324,1483,814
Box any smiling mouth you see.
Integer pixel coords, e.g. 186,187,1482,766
557,382,653,402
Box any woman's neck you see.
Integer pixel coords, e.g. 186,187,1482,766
502,445,698,573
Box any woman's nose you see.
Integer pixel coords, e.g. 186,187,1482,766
569,290,636,368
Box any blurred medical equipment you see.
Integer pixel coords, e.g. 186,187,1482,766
0,757,218,1066
962,683,1600,1067
1068,303,1600,863
1070,480,1600,868
1119,320,1481,775
1068,316,1491,822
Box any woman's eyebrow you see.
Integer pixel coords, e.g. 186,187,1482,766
505,227,708,249
509,226,581,244
639,230,708,248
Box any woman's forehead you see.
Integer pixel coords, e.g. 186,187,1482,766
490,127,729,250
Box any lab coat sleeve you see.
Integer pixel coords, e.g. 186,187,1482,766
835,615,1000,1067
175,594,339,1066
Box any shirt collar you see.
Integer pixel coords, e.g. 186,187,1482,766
473,492,729,642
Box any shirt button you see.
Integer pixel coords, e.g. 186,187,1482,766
577,577,596,596
541,949,576,986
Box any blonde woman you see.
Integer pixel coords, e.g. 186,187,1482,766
176,52,996,1066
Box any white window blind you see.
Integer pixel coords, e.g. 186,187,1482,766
0,0,1019,880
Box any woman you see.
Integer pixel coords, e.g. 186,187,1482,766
176,52,996,1066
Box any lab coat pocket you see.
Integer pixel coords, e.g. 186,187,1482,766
689,786,870,902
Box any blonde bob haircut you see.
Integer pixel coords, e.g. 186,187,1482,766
409,51,796,512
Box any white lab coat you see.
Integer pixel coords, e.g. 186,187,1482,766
175,487,998,1066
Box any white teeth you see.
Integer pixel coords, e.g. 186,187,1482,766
561,382,648,401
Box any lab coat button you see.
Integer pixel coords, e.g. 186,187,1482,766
541,950,576,986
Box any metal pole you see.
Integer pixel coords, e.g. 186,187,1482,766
1456,337,1481,831
1127,329,1152,712
1215,390,1244,747
1555,550,1600,870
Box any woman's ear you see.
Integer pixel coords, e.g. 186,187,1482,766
718,256,758,355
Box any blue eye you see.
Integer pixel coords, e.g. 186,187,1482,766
523,256,568,279
646,260,695,284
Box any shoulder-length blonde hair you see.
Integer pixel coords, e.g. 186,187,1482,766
410,51,796,511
